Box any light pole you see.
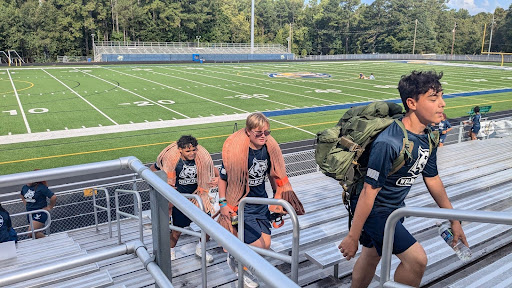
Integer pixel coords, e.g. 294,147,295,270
250,0,254,54
196,36,201,47
412,19,417,54
91,33,95,62
451,22,456,58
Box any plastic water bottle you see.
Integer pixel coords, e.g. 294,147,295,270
436,222,471,262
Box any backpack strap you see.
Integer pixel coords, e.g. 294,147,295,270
389,119,413,175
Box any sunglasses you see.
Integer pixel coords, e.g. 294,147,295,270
251,130,271,137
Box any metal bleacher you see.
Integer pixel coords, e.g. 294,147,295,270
94,41,289,59
2,135,512,287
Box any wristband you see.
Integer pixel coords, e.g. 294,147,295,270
220,202,227,208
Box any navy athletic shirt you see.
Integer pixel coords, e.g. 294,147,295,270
154,159,198,194
20,183,54,211
364,120,438,209
220,145,271,214
0,210,13,243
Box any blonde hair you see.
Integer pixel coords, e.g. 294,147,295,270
245,112,269,131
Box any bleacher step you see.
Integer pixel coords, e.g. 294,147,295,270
10,263,99,288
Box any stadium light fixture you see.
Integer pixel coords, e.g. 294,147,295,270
196,36,201,47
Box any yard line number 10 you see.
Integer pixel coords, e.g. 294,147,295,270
3,108,49,115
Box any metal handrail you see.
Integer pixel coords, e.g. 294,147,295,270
92,188,112,238
11,209,51,239
169,193,208,288
0,157,300,288
0,240,173,288
238,197,300,285
380,207,512,288
114,189,143,244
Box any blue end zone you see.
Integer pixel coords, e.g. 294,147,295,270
263,88,512,117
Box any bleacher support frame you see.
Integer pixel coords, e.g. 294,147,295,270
380,207,512,288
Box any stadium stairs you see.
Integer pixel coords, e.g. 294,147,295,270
2,136,512,287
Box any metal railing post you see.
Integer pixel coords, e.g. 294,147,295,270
11,210,52,239
458,122,465,143
380,207,512,288
238,197,300,284
150,170,172,286
115,189,144,244
92,188,112,238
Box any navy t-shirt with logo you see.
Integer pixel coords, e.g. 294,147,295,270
364,121,438,209
20,183,54,211
220,145,271,214
154,159,198,194
175,159,198,194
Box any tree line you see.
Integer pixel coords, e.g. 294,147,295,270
0,0,511,62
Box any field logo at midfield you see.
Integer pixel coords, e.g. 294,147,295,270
268,72,331,79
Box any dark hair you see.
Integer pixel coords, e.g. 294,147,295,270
398,70,443,112
474,106,480,113
177,135,198,149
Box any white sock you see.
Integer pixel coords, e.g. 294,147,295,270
171,247,175,253
196,241,201,249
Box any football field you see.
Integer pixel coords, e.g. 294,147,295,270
1,61,512,174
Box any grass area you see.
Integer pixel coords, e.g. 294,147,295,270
1,60,511,174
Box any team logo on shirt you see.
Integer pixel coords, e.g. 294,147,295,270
408,146,430,175
24,189,36,203
178,164,197,185
0,215,4,227
396,146,430,186
248,158,268,186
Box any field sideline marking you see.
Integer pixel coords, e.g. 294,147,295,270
42,69,119,125
1,94,510,165
78,69,190,118
0,121,329,165
7,70,31,133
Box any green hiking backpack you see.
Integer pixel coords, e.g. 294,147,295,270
315,101,439,226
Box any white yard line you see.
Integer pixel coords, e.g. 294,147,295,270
0,114,250,145
7,69,31,133
104,67,249,114
79,69,190,118
42,69,119,125
161,66,342,104
269,118,316,136
212,65,378,101
149,69,297,108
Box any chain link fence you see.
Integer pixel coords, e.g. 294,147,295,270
2,150,318,240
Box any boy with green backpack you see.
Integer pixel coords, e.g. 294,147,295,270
335,71,469,287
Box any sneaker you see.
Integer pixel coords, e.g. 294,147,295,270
170,248,176,261
227,253,259,288
226,252,238,273
243,269,259,288
196,244,214,263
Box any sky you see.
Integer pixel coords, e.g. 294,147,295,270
360,0,510,15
